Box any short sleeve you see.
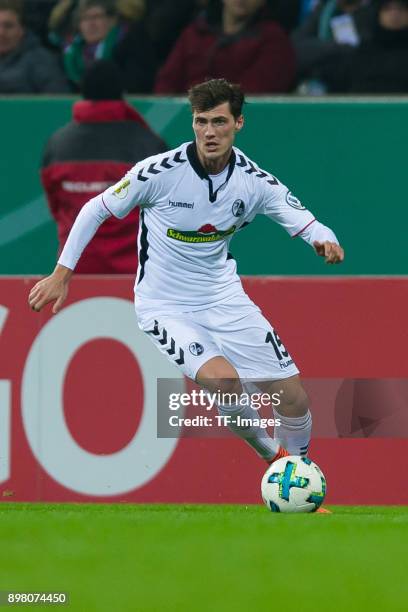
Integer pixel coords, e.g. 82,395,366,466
258,176,315,237
102,162,161,219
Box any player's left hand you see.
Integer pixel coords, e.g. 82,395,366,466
313,241,344,264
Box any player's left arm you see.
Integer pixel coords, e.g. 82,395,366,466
259,178,344,264
295,220,344,264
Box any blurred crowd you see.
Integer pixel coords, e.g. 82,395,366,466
1,0,408,94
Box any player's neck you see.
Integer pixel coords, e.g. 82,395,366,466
197,148,231,176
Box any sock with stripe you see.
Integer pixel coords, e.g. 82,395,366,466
273,409,312,456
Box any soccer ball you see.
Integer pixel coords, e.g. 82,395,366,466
261,455,326,513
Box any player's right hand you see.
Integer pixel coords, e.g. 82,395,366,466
28,266,72,314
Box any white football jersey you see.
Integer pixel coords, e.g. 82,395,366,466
100,142,315,312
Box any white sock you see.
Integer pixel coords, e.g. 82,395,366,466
273,408,312,456
218,400,280,461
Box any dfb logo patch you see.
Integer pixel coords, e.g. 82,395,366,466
232,199,245,217
112,179,130,199
189,342,204,356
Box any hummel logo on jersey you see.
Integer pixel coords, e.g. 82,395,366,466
169,200,195,209
189,342,204,356
167,223,236,243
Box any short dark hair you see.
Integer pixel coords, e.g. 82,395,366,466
188,79,245,119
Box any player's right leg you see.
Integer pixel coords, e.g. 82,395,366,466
195,356,287,462
137,311,286,462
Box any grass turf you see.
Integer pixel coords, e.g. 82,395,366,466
0,504,407,611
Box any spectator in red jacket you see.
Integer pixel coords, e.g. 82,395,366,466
154,0,296,94
41,60,166,274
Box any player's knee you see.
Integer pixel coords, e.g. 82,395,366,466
196,357,241,395
277,384,309,417
200,376,241,396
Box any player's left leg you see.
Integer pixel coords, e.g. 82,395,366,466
202,294,312,458
259,375,312,458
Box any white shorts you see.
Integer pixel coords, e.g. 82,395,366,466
136,293,299,381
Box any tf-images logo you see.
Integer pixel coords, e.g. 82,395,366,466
189,342,204,356
232,199,245,217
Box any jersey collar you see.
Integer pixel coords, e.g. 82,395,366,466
186,141,236,202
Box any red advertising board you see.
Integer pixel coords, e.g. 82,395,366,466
1,277,407,504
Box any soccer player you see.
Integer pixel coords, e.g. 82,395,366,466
29,79,344,496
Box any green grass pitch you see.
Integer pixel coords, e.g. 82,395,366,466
0,504,407,611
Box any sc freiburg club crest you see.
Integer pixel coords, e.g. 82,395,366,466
232,199,245,217
189,342,204,356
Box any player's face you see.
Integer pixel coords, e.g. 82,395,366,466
193,102,244,167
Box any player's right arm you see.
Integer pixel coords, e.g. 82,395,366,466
28,192,109,313
28,163,159,313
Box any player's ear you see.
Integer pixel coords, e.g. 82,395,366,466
235,115,244,132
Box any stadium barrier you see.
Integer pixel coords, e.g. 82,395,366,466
1,96,407,275
1,276,407,504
